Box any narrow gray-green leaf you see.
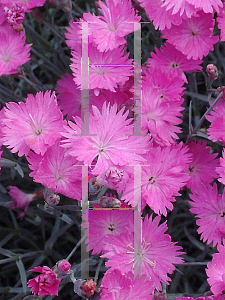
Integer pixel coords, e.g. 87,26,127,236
0,246,15,257
16,258,27,294
0,158,24,178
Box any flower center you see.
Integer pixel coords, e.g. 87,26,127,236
171,62,179,68
108,223,115,232
148,176,156,184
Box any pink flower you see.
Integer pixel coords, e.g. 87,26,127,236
4,3,25,28
61,102,150,176
218,4,225,41
27,141,82,201
7,186,40,219
186,140,219,192
189,183,225,247
2,91,64,157
27,266,61,296
122,144,191,215
216,149,225,185
138,0,182,30
140,74,184,146
186,0,223,13
100,269,155,300
162,11,219,60
206,98,225,145
1,0,47,12
102,214,184,290
148,42,203,83
206,244,225,295
71,43,133,96
82,208,133,255
161,0,196,17
82,0,141,52
0,25,31,76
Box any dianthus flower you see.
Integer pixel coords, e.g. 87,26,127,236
162,11,219,60
71,44,133,96
82,0,141,52
218,4,225,42
102,214,184,290
161,0,196,17
27,266,61,296
56,74,133,120
206,244,225,295
61,102,150,176
1,0,47,12
186,140,219,192
206,98,225,145
216,149,225,185
100,269,155,300
7,186,40,219
82,208,133,255
27,141,81,200
65,20,83,50
186,0,223,13
122,144,191,215
148,42,203,83
2,91,64,157
140,81,184,146
177,296,225,300
189,183,225,247
138,0,182,30
0,25,31,76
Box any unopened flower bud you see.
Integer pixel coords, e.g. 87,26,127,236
74,279,97,298
89,177,102,195
45,193,60,207
100,196,121,208
59,0,72,13
52,259,71,277
206,64,218,81
154,291,168,300
57,260,71,274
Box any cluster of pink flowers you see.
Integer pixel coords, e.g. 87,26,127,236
1,0,225,298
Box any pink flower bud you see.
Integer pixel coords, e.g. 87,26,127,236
206,64,218,81
216,86,225,100
74,279,97,298
82,279,97,297
45,193,60,207
57,260,71,274
99,196,121,208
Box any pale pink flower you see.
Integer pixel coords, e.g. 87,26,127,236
138,0,182,30
71,44,133,96
2,91,64,157
7,186,40,219
102,214,184,290
27,141,81,201
186,0,223,14
189,183,225,247
206,98,225,145
218,4,225,41
27,266,61,296
65,20,82,50
206,244,225,295
100,269,155,300
162,11,219,60
82,208,133,255
0,25,31,76
148,42,203,83
61,102,150,176
82,0,141,52
186,140,219,192
122,144,191,215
